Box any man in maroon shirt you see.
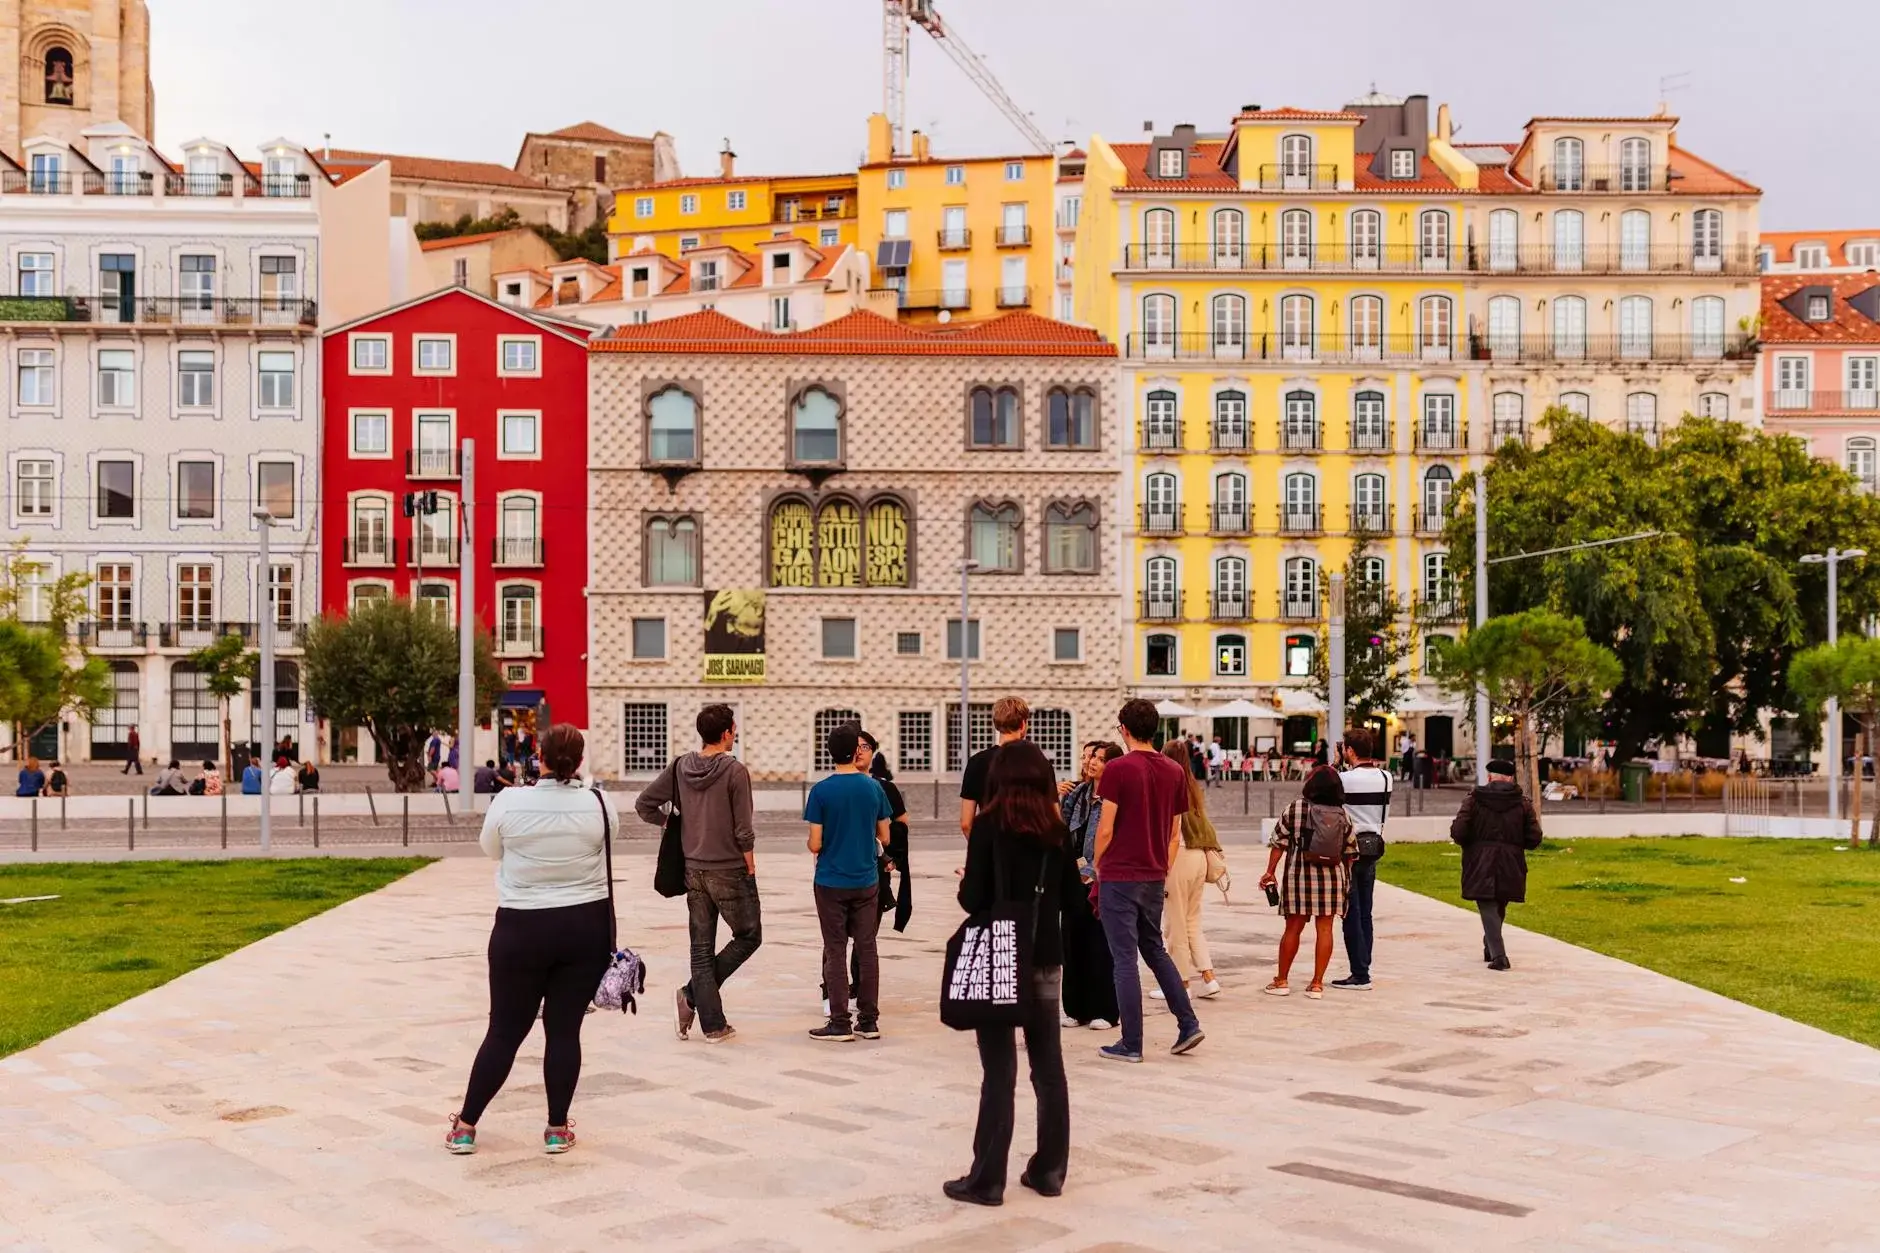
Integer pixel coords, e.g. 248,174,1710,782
1093,699,1204,1062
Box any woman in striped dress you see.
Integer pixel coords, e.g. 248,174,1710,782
1258,765,1357,999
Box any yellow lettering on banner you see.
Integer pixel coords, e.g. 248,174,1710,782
769,501,813,588
817,501,860,588
866,500,909,587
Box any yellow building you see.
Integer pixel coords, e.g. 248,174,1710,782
1077,97,1476,757
607,152,857,261
857,114,1056,323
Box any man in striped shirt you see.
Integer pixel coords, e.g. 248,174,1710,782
1332,730,1393,991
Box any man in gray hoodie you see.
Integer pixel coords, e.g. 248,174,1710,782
635,704,759,1042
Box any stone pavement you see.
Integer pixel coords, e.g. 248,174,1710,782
1,855,1878,1252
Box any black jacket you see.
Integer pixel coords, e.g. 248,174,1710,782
1450,780,1544,902
959,815,1083,969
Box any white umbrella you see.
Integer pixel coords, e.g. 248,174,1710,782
1153,699,1198,718
1396,692,1465,714
1276,689,1327,715
1199,698,1282,720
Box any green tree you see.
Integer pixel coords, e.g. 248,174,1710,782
188,632,257,776
531,219,609,264
1310,535,1412,722
1788,637,1880,847
413,206,524,242
0,543,109,758
300,598,506,792
1433,609,1622,802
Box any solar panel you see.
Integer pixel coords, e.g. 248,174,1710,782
875,239,912,269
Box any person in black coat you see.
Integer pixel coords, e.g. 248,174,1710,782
1450,759,1544,970
946,740,1084,1208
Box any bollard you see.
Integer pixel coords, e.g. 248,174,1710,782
1661,774,1668,814
313,796,320,849
1266,785,1275,819
402,795,409,847
141,791,148,830
30,797,37,850
365,786,380,827
441,791,453,827
298,790,305,827
1242,771,1249,815
800,776,808,810
220,790,228,849
59,793,65,830
932,778,939,820
127,798,134,850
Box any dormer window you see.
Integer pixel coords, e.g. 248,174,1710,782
769,252,792,284
1851,242,1879,269
1390,149,1416,179
262,152,300,197
1157,148,1184,178
695,260,720,292
1797,245,1829,269
1808,294,1831,321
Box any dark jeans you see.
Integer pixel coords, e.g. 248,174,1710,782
1343,855,1378,981
122,755,141,774
683,866,763,1035
1098,879,1199,1054
813,883,880,1029
459,898,612,1127
964,967,1069,1195
1478,900,1509,962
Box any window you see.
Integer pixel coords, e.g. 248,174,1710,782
1558,391,1590,419
1553,208,1584,270
1350,210,1381,266
1552,294,1587,358
896,631,923,657
1051,628,1082,663
174,350,214,407
416,338,453,372
1619,295,1653,359
622,702,669,775
1280,134,1312,177
1692,209,1722,266
350,497,389,563
884,209,908,239
1005,161,1025,181
97,349,135,407
1421,393,1457,447
727,189,746,211
647,387,699,463
1487,295,1520,358
820,617,858,661
898,710,933,774
1157,147,1184,177
1626,392,1658,443
99,253,135,321
999,255,1026,304
1423,465,1454,520
1213,209,1244,265
1352,473,1387,532
500,339,538,373
1847,438,1877,490
1283,472,1318,530
352,337,388,372
1146,632,1178,677
500,412,539,458
1357,556,1387,588
820,228,840,247
1807,295,1831,322
887,169,906,190
679,194,698,214
1492,392,1524,444
499,586,538,652
946,164,965,185
811,707,867,771
646,515,698,586
256,461,295,520
13,459,52,519
1349,295,1382,353
16,562,52,622
350,582,390,612
1620,209,1651,272
1280,294,1314,357
1211,294,1246,349
17,348,53,406
679,236,699,252
1215,634,1247,677
1143,209,1174,268
176,563,214,628
1698,391,1731,419
1281,208,1312,268
1774,356,1810,407
791,387,842,464
1423,551,1452,603
1044,502,1097,573
1214,470,1247,531
969,386,1020,448
1419,210,1450,267
257,351,294,408
1145,389,1179,448
1141,293,1176,351
1417,295,1453,352
946,619,982,661
1551,137,1583,191
498,496,538,565
1283,557,1318,618
1619,137,1651,191
1390,149,1416,179
1144,472,1178,531
96,563,134,626
634,196,653,218
176,461,215,520
1424,634,1453,674
770,295,792,331
1213,556,1247,617
351,411,388,457
180,255,215,315
1353,390,1386,450
1043,388,1094,449
1283,390,1318,449
1692,295,1725,358
813,499,862,588
969,503,1021,571
18,252,54,297
1851,357,1880,407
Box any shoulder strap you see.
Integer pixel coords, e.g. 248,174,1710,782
665,755,684,813
594,784,616,951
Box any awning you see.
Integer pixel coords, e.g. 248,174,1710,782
1199,698,1283,721
1153,699,1198,718
499,689,546,708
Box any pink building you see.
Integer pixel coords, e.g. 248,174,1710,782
1760,256,1880,486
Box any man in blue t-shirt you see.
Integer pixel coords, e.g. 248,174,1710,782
805,722,891,1042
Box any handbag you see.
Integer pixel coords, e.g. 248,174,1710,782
1203,848,1229,884
939,843,1052,1031
651,757,687,899
1355,830,1386,861
591,786,647,1014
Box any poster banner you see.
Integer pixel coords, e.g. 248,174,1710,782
703,590,766,683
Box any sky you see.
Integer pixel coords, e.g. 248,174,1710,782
149,0,1875,229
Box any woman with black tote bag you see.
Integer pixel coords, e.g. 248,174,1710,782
944,741,1085,1207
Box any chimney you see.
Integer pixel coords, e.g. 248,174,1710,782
1403,95,1430,148
719,141,736,180
1241,104,1260,114
911,130,931,162
322,132,331,161
1171,123,1197,149
1435,103,1452,144
866,113,893,164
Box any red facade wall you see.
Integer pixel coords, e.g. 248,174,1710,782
320,290,590,727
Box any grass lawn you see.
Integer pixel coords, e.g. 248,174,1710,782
0,858,428,1057
1378,838,1880,1049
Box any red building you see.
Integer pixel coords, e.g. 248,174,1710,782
320,289,592,753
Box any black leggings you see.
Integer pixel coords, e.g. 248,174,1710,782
459,899,612,1127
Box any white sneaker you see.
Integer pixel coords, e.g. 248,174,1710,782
1198,979,1223,998
1089,1019,1116,1031
1061,1014,1083,1028
1149,987,1166,1000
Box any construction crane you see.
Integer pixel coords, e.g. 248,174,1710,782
883,0,1053,158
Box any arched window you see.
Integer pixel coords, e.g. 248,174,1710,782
498,586,538,654
1352,472,1387,532
647,514,699,586
969,385,1019,447
1551,137,1584,191
1552,295,1588,359
1419,209,1451,268
815,498,861,588
1280,134,1313,178
93,660,140,759
1619,137,1652,191
1212,208,1245,266
1212,470,1248,532
1423,465,1455,522
1423,552,1452,602
1424,633,1453,675
1848,438,1878,491
1282,390,1318,450
1350,210,1382,266
1212,556,1247,620
646,386,699,464
1421,392,1457,448
1211,293,1246,351
1692,295,1725,359
498,495,539,565
1352,389,1386,450
1281,208,1313,268
1144,388,1179,449
1619,295,1654,359
1146,631,1178,676
1280,293,1314,358
1487,294,1521,357
1143,557,1179,619
1626,392,1658,444
1698,392,1730,420
1144,208,1175,267
1214,633,1247,677
1492,392,1525,444
1349,294,1383,354
43,47,75,106
1692,208,1723,268
1557,391,1591,419
1143,471,1179,532
1046,386,1095,449
169,662,219,758
1282,557,1318,617
1620,209,1651,272
1212,389,1246,450
864,497,910,587
1044,502,1097,573
812,708,866,772
791,386,842,464
1357,556,1387,588
1141,292,1175,353
1553,208,1584,270
1418,295,1453,355
969,502,1021,571
768,498,814,587
1488,208,1519,271
1282,472,1317,531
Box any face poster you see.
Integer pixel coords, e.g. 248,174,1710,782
703,590,765,683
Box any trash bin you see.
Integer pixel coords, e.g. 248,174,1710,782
1619,762,1652,804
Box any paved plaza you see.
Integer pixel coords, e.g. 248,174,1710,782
1,852,1878,1251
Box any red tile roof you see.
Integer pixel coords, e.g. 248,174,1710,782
1236,106,1362,122
1525,115,1677,126
1351,155,1463,193
419,228,534,252
537,122,650,145
1667,146,1759,196
803,244,848,282
322,148,551,191
1111,141,1239,192
591,309,1115,357
1761,274,1880,344
619,171,853,192
1761,230,1880,266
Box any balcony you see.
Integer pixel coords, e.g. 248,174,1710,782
1115,240,1759,276
159,621,253,649
1350,423,1391,453
937,228,973,251
1256,163,1341,191
1280,422,1321,452
406,537,459,567
1489,420,1529,448
77,621,147,649
258,174,313,198
995,225,1032,247
1412,506,1450,537
1210,424,1249,453
1475,243,1757,276
0,294,318,327
496,627,544,658
1137,419,1183,453
1139,592,1184,623
1469,333,1756,364
1537,164,1670,194
1278,506,1323,536
493,536,545,568
405,448,461,480
891,288,971,311
164,172,234,197
0,171,73,194
1209,591,1251,622
1210,503,1250,535
1055,263,1074,283
1415,422,1467,453
995,285,1030,308
1348,505,1391,534
1415,594,1466,625
343,536,393,567
1139,502,1185,537
82,171,154,196
1278,592,1322,621
1766,390,1880,414
1125,332,1458,363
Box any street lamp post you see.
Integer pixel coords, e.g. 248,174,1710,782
1328,571,1345,758
1474,453,1490,784
253,509,275,853
1801,547,1866,821
958,559,979,783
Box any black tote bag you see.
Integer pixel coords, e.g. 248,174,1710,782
939,845,1050,1031
651,759,687,899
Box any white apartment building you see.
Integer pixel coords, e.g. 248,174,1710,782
0,122,325,765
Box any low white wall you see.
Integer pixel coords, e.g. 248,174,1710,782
1252,813,1853,842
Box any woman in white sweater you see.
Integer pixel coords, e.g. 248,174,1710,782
446,724,617,1156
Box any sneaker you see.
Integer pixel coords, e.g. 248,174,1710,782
808,1021,855,1042
1198,979,1223,999
444,1113,476,1155
1330,976,1372,992
1171,1027,1205,1055
1061,1014,1085,1029
674,986,695,1040
1098,1042,1144,1064
1148,987,1167,1001
1089,1019,1117,1031
855,1021,881,1040
1487,956,1512,971
543,1121,576,1155
702,1025,737,1044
